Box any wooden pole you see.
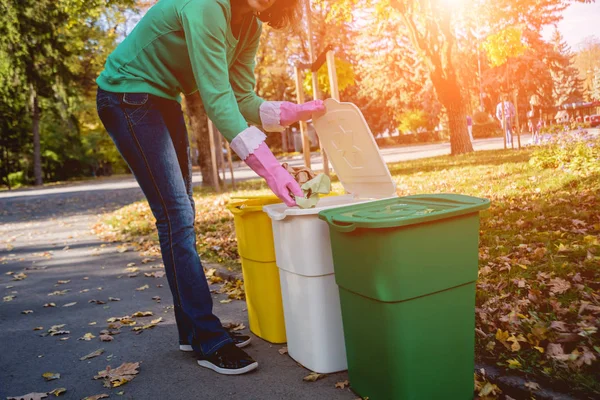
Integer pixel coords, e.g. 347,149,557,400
207,118,221,192
225,141,235,190
326,51,340,100
215,129,226,182
304,0,329,177
295,65,311,169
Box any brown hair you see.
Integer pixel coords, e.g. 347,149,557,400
257,0,302,30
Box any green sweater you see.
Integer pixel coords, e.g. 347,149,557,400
97,0,264,142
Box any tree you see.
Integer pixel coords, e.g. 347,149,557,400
573,36,600,101
387,0,473,154
549,28,582,106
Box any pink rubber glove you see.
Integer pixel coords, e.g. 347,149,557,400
280,100,325,126
245,143,303,207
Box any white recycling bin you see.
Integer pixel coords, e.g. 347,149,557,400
263,98,397,373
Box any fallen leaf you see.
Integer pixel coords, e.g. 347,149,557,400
48,290,69,296
22,310,33,314
99,334,114,342
150,317,163,324
548,278,571,295
525,381,541,391
131,311,153,318
478,381,501,396
135,285,149,291
48,388,66,396
506,359,522,369
128,273,139,278
278,347,288,355
126,262,136,267
80,349,105,361
152,296,161,302
12,272,27,281
231,323,245,331
108,297,120,302
82,394,109,400
59,337,70,341
89,322,97,326
220,299,232,304
62,302,77,307
79,333,96,341
80,289,90,293
335,380,349,389
57,280,70,284
94,362,140,388
33,327,43,331
141,258,153,264
44,303,56,308
42,372,60,381
7,392,48,400
3,295,15,302
89,300,106,305
303,372,326,382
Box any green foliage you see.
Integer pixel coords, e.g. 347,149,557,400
530,132,600,175
7,171,26,188
473,111,492,124
483,27,527,68
303,58,356,96
396,109,428,133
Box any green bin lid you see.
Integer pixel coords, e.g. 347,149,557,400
318,193,490,232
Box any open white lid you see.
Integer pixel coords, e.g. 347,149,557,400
313,99,396,199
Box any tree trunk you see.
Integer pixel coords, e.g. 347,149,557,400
31,87,43,186
183,91,221,188
432,76,474,155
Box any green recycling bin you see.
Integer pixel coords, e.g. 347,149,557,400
318,193,490,400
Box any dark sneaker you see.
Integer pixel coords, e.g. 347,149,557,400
180,331,251,352
197,342,258,375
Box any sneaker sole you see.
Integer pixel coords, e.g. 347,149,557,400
180,338,251,352
197,359,258,375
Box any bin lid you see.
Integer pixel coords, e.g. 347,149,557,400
226,196,281,215
318,194,491,232
313,99,396,199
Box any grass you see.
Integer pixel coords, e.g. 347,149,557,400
95,148,600,397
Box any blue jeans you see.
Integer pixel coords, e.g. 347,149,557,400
502,120,513,145
96,88,232,355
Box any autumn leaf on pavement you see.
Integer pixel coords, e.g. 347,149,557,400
524,381,541,391
220,299,232,304
108,297,120,302
80,349,105,361
62,302,77,307
56,280,70,284
231,323,245,331
335,380,349,389
79,333,96,341
278,347,288,355
7,392,49,400
82,394,109,400
48,290,69,296
94,362,140,388
12,272,27,281
42,372,60,381
44,303,56,308
135,285,149,291
22,310,33,314
3,295,16,302
478,381,501,396
99,334,114,342
131,311,153,318
89,300,106,305
303,372,326,382
48,388,66,396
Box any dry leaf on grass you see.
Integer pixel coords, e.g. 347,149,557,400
81,349,105,361
94,362,140,388
42,372,60,381
7,392,48,400
303,372,326,382
335,380,349,389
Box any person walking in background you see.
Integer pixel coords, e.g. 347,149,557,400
496,96,516,147
466,115,474,142
527,104,541,145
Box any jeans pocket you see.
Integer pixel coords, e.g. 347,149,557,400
123,93,149,106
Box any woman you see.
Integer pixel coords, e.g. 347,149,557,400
96,0,324,375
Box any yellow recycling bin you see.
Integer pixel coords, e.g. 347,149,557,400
227,196,287,344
